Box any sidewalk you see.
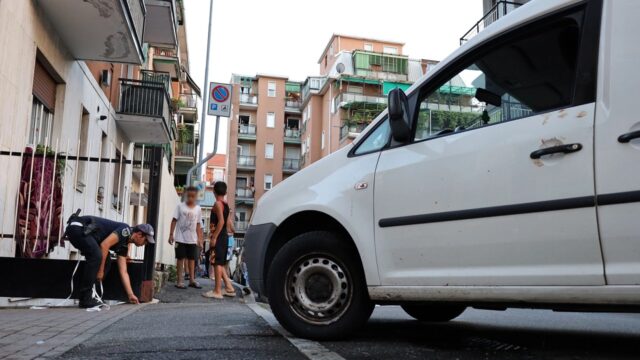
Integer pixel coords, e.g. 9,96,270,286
0,304,142,359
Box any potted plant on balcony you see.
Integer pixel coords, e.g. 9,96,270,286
171,98,186,112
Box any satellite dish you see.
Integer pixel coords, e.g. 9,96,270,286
336,62,345,74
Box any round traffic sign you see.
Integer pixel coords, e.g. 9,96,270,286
212,85,230,102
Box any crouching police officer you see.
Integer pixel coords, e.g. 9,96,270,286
65,213,155,308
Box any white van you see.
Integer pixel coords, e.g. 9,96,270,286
244,0,640,339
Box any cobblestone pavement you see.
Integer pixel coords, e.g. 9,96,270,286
0,304,142,359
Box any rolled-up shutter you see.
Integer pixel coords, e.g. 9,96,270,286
32,60,56,110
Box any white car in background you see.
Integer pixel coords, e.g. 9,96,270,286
244,0,640,339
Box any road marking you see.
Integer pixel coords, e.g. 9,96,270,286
247,303,346,360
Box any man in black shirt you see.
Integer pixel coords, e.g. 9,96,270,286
65,215,155,308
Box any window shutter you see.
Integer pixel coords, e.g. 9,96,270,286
32,60,56,111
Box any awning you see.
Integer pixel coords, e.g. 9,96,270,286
382,81,411,95
341,76,381,85
182,66,202,97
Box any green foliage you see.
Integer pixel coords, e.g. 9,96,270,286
167,265,177,282
417,110,480,134
35,144,66,174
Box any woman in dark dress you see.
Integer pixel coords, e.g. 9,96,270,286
203,181,236,299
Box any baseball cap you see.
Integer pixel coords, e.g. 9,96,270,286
136,224,155,244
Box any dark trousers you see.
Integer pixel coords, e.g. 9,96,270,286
66,225,102,299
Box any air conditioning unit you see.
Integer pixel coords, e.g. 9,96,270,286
100,70,111,87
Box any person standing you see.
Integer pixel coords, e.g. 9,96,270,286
203,182,236,299
65,214,154,308
169,186,203,289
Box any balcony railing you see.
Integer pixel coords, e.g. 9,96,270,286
285,98,302,109
118,79,169,118
141,70,172,98
175,142,195,158
240,93,258,105
238,124,257,140
340,123,368,140
284,128,301,142
460,1,523,45
237,155,256,168
236,188,255,199
234,221,250,232
338,93,387,109
179,93,197,108
283,158,301,172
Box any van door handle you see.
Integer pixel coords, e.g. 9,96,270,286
618,130,640,143
530,143,582,159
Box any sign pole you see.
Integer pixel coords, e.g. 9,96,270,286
196,0,215,181
187,116,220,187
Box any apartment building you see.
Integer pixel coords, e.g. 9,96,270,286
205,153,227,185
461,0,530,44
300,35,438,166
225,74,303,236
0,0,199,290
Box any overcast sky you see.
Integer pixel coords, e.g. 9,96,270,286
183,0,483,157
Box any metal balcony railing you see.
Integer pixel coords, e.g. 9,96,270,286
240,93,258,105
118,79,170,120
175,142,195,157
285,98,302,109
141,70,172,98
460,1,523,45
235,188,254,199
283,158,301,172
238,124,257,138
179,93,197,108
237,155,256,168
234,221,250,232
284,128,301,140
338,93,387,108
340,123,368,140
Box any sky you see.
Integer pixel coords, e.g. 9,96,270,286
183,0,483,156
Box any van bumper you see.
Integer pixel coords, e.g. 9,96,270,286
244,222,277,297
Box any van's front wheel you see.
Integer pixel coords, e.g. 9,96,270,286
401,304,466,322
267,231,373,340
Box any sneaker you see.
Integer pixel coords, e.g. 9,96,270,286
79,297,103,309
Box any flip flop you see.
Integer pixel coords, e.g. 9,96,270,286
189,282,202,289
202,290,223,299
175,284,187,289
223,290,236,297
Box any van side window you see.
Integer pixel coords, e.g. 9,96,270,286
354,118,391,155
415,9,584,141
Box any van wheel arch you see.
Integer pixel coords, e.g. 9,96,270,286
263,211,365,298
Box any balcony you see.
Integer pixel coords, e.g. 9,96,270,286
175,142,195,159
337,93,387,110
35,0,145,64
239,93,258,108
237,155,256,170
143,0,178,49
234,221,250,232
283,128,301,144
115,79,171,144
141,70,172,98
340,123,368,140
352,50,409,82
460,1,524,45
238,124,257,141
235,188,255,205
176,93,198,122
153,47,179,78
283,158,301,174
285,98,302,113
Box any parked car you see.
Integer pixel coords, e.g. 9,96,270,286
245,0,640,339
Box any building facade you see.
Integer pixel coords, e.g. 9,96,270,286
0,0,200,275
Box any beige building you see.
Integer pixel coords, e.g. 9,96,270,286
225,74,303,235
0,0,199,287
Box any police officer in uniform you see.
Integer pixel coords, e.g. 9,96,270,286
65,213,155,308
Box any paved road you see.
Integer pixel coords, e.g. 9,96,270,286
60,281,640,359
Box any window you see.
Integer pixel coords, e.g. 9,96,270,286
264,174,273,190
29,98,53,145
286,118,300,129
265,143,274,159
267,81,276,97
266,112,275,128
321,130,325,150
383,46,398,54
77,110,90,190
213,169,224,181
354,119,391,155
414,9,583,141
364,43,373,52
239,115,250,125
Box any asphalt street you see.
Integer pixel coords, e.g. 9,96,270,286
60,280,640,359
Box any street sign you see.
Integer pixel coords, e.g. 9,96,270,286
207,82,232,117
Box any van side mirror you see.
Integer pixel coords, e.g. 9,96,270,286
388,89,411,143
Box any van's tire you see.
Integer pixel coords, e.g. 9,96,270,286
401,304,466,322
267,231,374,340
